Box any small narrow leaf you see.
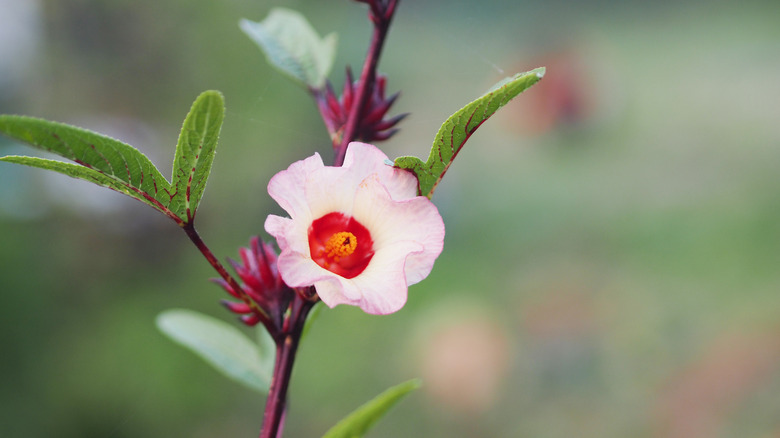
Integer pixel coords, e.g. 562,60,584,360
156,308,270,393
394,67,545,198
240,8,337,89
0,115,179,222
169,90,224,223
301,301,323,342
322,379,422,438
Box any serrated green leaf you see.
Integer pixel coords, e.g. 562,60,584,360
156,308,270,393
0,115,180,222
0,155,166,211
0,91,226,225
394,67,545,198
240,8,337,89
322,379,422,438
169,90,224,223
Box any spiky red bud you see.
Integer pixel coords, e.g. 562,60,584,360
315,66,405,144
214,237,293,328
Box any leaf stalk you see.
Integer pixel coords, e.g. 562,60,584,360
181,223,276,336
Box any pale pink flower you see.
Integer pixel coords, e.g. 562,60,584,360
264,142,444,315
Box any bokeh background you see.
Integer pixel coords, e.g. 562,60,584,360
2,0,780,436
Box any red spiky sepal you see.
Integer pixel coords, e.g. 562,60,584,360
213,237,293,328
317,68,407,144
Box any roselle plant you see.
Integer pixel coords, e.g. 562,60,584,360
0,1,543,436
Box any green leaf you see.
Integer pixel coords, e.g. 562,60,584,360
301,301,323,342
322,379,422,438
394,67,545,198
255,323,276,382
0,115,179,222
156,308,271,393
240,8,337,89
169,90,224,223
0,91,226,225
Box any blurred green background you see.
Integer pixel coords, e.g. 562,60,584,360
2,0,780,436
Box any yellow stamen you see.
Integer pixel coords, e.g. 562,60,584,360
324,231,358,261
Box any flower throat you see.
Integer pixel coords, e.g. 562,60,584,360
308,213,374,279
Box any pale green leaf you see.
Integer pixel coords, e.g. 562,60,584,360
240,8,337,89
301,301,323,342
0,116,179,222
255,323,276,381
394,67,545,198
156,309,270,393
169,90,224,223
322,379,422,438
0,155,172,215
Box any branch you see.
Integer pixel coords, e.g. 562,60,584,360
333,0,399,166
259,292,316,438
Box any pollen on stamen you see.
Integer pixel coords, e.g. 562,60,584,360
325,231,358,261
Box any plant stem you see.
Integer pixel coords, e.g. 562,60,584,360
333,0,399,166
181,223,276,335
260,2,400,436
259,293,316,438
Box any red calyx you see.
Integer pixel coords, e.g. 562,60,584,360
316,67,407,144
213,237,293,328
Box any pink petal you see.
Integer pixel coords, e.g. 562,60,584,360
343,143,418,200
314,276,363,307
349,240,423,314
267,153,324,221
303,166,355,218
351,177,444,285
275,251,332,289
264,215,292,250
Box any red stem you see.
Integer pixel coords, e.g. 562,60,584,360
333,0,399,166
181,223,276,336
259,2,400,436
259,294,315,438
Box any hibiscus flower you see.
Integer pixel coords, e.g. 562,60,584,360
264,142,444,314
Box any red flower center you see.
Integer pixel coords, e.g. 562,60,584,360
308,212,374,279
